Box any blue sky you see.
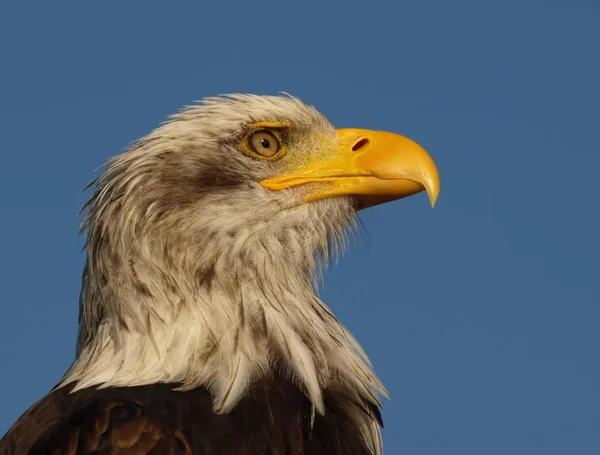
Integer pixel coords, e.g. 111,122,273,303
0,1,598,453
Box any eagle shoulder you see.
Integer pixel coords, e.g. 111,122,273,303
0,386,191,455
1,378,381,454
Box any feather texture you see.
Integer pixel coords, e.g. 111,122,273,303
1,94,387,454
1,378,382,455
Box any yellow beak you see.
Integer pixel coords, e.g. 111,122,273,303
260,129,440,209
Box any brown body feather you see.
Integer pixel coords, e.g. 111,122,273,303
1,376,381,454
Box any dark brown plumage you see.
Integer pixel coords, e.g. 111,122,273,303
2,377,381,454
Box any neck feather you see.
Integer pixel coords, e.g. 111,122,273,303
61,199,386,417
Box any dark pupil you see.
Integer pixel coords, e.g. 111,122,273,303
260,138,271,149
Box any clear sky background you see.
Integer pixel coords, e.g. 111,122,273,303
0,1,598,453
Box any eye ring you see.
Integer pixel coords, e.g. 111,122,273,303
242,129,286,160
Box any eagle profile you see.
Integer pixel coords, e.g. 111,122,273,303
0,94,439,454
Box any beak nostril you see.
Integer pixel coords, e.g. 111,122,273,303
352,138,370,152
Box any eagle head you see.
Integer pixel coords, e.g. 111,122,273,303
67,94,439,429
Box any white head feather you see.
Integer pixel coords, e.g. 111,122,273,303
60,94,386,452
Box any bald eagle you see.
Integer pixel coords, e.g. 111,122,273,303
0,94,439,454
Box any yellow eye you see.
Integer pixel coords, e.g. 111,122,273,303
244,130,283,159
